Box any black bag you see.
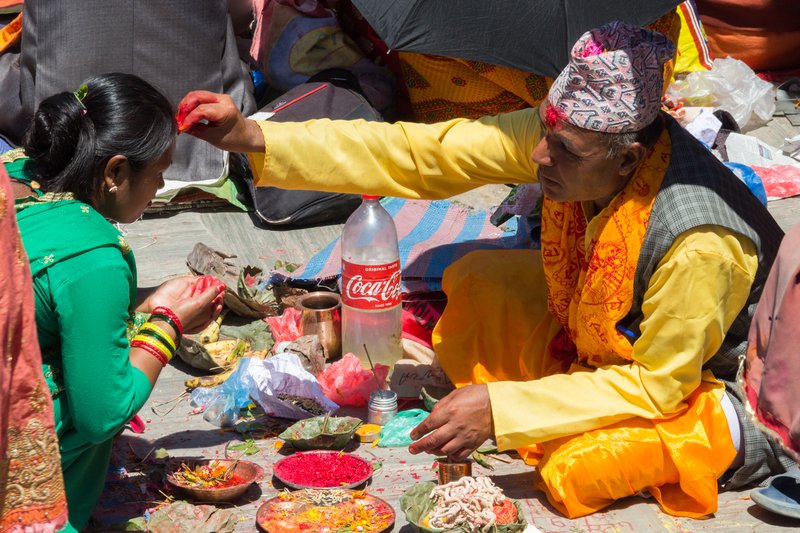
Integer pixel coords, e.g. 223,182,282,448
243,70,382,228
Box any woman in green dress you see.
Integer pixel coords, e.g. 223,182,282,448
8,73,225,532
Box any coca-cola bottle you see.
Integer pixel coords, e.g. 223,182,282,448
341,195,403,367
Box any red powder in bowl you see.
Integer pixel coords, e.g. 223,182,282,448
274,452,373,488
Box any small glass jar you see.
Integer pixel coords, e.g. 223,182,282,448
367,390,398,426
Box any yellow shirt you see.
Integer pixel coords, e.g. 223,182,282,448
250,110,758,449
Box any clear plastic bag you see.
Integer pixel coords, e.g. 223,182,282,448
190,358,258,427
667,58,776,129
190,354,339,426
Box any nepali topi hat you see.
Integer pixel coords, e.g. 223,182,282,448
547,20,675,133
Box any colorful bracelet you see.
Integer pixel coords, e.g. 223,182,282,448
151,306,183,337
133,334,174,363
137,328,174,354
139,322,177,351
131,339,169,366
133,334,172,360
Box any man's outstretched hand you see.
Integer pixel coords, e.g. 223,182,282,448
409,383,494,460
176,91,265,153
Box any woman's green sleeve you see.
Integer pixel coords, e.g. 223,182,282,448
50,248,152,444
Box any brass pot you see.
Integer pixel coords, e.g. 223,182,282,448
296,291,342,361
437,458,472,485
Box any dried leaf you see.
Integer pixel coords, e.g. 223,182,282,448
147,500,238,533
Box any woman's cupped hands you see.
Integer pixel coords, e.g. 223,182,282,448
145,275,226,334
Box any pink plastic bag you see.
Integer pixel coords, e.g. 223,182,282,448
317,354,389,407
265,307,302,345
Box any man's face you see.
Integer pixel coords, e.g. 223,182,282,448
532,103,631,207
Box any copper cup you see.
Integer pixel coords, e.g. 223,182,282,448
296,291,342,361
437,458,472,485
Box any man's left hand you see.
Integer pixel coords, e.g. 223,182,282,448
408,383,494,460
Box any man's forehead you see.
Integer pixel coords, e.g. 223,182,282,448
538,103,601,152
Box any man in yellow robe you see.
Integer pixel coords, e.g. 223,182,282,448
177,21,793,517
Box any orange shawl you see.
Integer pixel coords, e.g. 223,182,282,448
541,130,670,367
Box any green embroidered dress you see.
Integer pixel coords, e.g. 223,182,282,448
9,152,153,531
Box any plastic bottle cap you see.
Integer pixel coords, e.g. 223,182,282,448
361,195,380,200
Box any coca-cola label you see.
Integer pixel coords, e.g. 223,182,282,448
341,259,402,310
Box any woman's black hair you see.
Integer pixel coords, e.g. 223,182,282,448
22,72,176,202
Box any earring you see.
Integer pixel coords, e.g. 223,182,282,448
109,185,118,193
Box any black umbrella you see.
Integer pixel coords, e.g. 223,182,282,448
351,0,682,78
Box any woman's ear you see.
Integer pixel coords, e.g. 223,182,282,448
101,155,131,194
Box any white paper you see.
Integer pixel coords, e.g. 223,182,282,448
247,352,339,420
522,525,544,533
725,133,800,168
248,111,276,121
685,108,722,147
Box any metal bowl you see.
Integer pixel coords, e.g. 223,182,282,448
272,451,373,490
256,489,395,532
166,459,265,503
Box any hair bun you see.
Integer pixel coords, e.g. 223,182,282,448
23,92,86,178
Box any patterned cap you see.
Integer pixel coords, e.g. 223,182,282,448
547,21,675,133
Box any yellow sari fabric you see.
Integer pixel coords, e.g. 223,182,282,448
434,129,736,518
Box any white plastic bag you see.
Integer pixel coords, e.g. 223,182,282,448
667,58,775,129
247,352,339,420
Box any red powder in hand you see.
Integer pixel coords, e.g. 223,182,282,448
176,105,191,132
274,452,373,488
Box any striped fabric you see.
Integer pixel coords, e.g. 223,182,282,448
723,382,796,490
284,198,527,293
677,0,713,71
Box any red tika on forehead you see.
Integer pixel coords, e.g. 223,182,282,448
545,104,563,127
581,40,606,58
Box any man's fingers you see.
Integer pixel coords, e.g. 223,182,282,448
408,432,440,455
446,447,472,462
409,423,458,456
177,91,220,115
180,104,221,131
410,414,436,441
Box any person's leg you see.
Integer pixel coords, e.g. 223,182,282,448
60,439,113,531
433,249,564,387
535,382,736,518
